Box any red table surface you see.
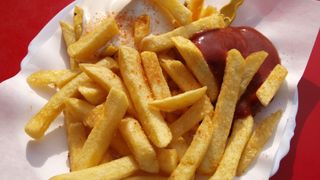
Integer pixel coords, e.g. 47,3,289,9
0,0,319,179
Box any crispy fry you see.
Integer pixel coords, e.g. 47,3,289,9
134,15,150,48
118,46,172,148
64,98,95,123
169,115,213,179
50,156,138,180
75,88,128,170
187,0,204,20
168,137,188,160
141,51,171,100
60,21,78,70
200,5,218,18
68,17,119,59
78,82,107,105
237,110,282,176
256,64,288,106
199,49,245,174
119,118,159,173
27,70,78,88
73,6,84,40
99,57,119,72
83,104,103,128
158,149,179,174
172,36,218,101
141,14,225,52
210,116,253,180
150,86,207,112
100,44,118,57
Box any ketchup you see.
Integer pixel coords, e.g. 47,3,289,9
191,27,280,119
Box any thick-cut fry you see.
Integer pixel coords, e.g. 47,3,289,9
119,118,159,173
200,5,218,18
78,82,107,105
68,17,119,59
110,131,131,156
134,15,150,48
141,51,171,100
187,0,204,20
160,59,201,91
169,115,213,179
168,137,188,160
172,36,218,101
80,64,136,116
64,98,95,123
83,104,103,128
237,110,282,176
158,149,179,174
50,156,138,180
199,49,245,174
141,14,225,52
151,0,192,25
27,70,78,88
150,86,207,112
125,176,167,180
256,64,288,106
75,88,128,170
239,51,268,97
99,57,119,72
60,21,78,70
100,44,118,57
118,46,172,148
210,116,253,180
73,6,84,40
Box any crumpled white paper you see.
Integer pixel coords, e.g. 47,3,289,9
0,0,319,179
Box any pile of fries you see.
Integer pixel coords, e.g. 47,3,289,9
25,0,288,179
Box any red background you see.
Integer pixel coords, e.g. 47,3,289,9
0,1,319,179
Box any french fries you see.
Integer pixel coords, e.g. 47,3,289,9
73,6,84,40
199,49,245,174
187,0,204,20
237,110,282,175
210,116,253,180
168,137,188,160
100,150,113,164
141,14,225,52
98,57,119,72
200,5,218,18
118,46,172,148
100,44,118,57
27,70,78,88
150,86,207,112
110,131,131,156
78,82,107,105
50,156,138,180
169,115,213,179
125,175,167,180
60,21,78,70
75,88,128,170
158,149,179,174
68,17,119,59
134,15,150,48
256,64,288,106
64,98,94,123
119,117,159,173
83,104,103,128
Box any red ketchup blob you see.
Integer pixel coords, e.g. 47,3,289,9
191,27,280,119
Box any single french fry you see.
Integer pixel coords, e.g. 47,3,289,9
83,104,103,128
99,57,119,72
118,46,172,148
64,98,95,123
168,137,188,160
73,6,84,40
160,59,201,91
199,49,245,174
78,82,107,105
151,0,192,26
256,64,288,106
119,118,159,173
237,110,282,176
210,116,254,180
75,88,128,170
172,36,218,101
239,51,268,97
158,149,179,174
134,15,150,48
68,17,119,59
110,130,131,156
150,86,207,112
141,14,225,52
187,0,204,20
60,21,78,70
100,44,119,57
169,115,213,179
125,175,167,180
141,51,171,100
100,150,113,164
200,5,218,18
80,64,136,116
50,156,138,180
27,70,78,88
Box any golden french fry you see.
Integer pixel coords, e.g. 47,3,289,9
141,14,225,52
50,156,138,180
187,0,204,20
172,36,218,101
27,70,78,88
141,51,171,100
73,6,84,40
169,115,213,179
168,137,188,160
239,51,268,97
78,82,107,105
158,149,178,174
160,59,201,91
110,130,131,156
200,5,218,18
68,17,119,59
256,64,288,106
199,49,245,174
119,118,159,173
99,57,119,72
75,88,128,170
100,44,118,57
64,98,95,123
210,116,253,180
125,175,167,180
134,15,150,48
100,150,113,164
151,0,192,25
237,110,282,176
118,46,172,148
60,21,78,70
83,104,103,128
80,64,136,116
150,86,207,112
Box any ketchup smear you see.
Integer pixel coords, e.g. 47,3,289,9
191,27,280,119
